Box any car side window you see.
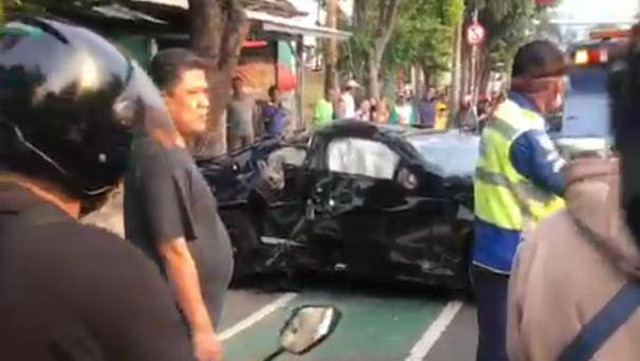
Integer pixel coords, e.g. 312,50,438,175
327,138,400,180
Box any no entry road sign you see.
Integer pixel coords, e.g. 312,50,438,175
467,23,485,46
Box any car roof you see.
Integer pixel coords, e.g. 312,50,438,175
316,120,449,140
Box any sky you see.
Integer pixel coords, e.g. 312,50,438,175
556,0,638,22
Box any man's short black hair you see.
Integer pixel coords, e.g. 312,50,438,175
512,40,568,79
149,48,212,92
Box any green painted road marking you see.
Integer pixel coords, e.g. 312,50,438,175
224,290,445,361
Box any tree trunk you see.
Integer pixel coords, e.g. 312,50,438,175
367,53,381,99
476,45,491,97
324,0,339,97
188,0,249,157
365,0,402,99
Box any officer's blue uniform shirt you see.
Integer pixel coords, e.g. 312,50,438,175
473,92,566,274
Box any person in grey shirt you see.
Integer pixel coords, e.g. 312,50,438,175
124,48,233,361
228,76,256,150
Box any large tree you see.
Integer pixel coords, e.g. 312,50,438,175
351,0,403,99
387,0,464,86
188,0,249,156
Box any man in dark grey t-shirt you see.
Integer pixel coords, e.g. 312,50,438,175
124,48,233,361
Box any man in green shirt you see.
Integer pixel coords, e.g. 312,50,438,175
313,89,336,128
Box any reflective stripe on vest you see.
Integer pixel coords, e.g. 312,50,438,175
474,99,565,231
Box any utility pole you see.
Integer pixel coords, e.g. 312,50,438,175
324,0,339,98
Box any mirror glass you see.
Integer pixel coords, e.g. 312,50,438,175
280,306,341,355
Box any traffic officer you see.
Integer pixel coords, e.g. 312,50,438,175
0,16,194,360
472,40,568,361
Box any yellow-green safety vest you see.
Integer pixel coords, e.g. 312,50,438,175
474,99,565,231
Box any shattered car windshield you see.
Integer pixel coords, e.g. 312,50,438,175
407,131,480,178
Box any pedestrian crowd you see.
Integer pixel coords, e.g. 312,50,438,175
310,80,500,135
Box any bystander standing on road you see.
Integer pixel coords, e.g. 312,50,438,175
356,99,372,121
313,88,336,128
375,97,392,123
391,93,414,125
473,40,569,361
508,31,640,361
434,94,450,130
454,96,479,130
124,48,234,361
418,86,438,128
340,79,359,118
227,76,256,150
0,17,194,361
261,85,289,136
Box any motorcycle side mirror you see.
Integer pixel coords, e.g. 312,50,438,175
263,306,342,361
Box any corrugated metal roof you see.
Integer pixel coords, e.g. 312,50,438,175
93,4,167,24
248,10,351,39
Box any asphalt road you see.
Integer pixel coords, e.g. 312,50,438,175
81,194,480,361
218,278,477,361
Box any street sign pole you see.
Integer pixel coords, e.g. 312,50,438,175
466,12,485,111
471,44,477,109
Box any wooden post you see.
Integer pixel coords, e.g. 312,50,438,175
296,36,305,130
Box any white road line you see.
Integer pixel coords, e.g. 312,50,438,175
405,300,464,361
219,292,298,341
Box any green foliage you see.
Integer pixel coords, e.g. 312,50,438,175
387,0,464,76
468,0,538,72
338,0,464,87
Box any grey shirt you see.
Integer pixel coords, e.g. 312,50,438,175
227,94,255,137
124,138,234,327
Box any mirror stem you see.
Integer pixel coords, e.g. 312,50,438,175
262,347,286,361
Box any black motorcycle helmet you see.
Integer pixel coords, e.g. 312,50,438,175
0,16,174,212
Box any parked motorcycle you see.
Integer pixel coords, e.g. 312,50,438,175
262,305,342,361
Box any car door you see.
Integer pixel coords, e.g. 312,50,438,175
306,135,463,282
253,145,309,246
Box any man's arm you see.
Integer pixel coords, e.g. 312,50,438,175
133,149,220,361
158,238,215,334
510,130,566,196
159,238,221,361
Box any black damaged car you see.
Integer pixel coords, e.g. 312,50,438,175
197,121,479,289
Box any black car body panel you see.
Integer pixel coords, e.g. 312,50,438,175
198,121,477,289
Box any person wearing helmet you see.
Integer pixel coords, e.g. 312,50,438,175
0,16,193,360
124,48,234,361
